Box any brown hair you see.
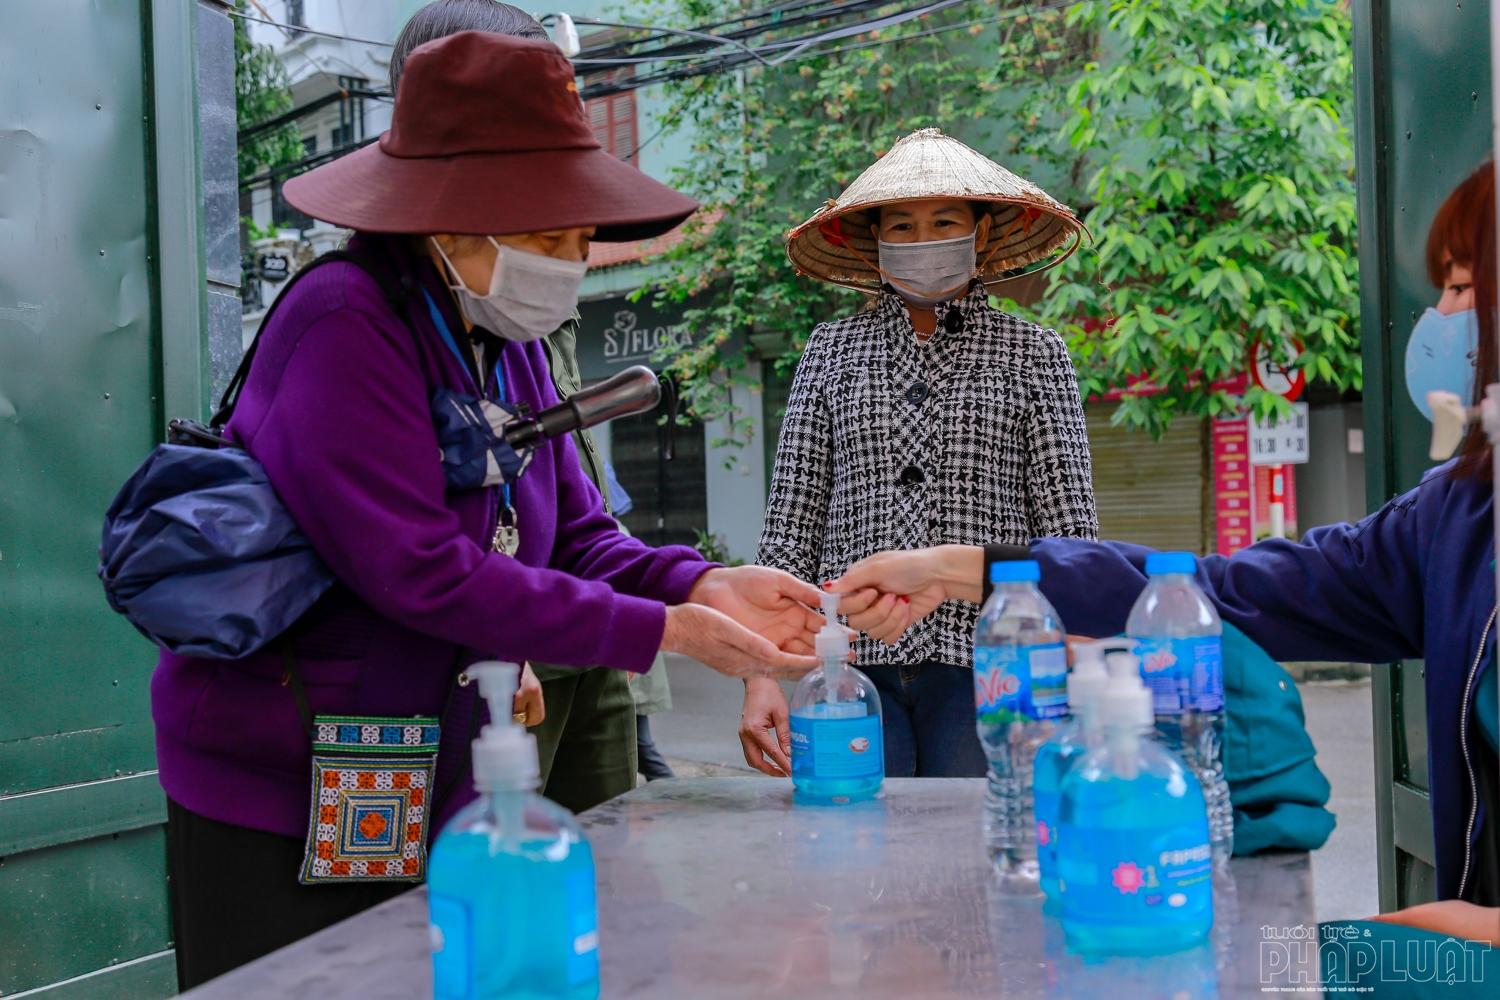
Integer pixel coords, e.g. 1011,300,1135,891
1428,161,1497,479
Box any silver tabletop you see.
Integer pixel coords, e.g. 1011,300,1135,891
183,778,1320,999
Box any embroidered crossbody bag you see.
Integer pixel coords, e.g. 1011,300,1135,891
281,645,444,884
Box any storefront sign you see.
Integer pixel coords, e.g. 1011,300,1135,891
1213,419,1253,556
576,294,694,382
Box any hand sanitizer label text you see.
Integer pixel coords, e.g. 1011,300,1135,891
790,713,883,779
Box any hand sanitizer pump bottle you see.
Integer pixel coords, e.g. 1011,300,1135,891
428,662,601,1000
1033,639,1115,901
789,592,884,804
1056,652,1213,955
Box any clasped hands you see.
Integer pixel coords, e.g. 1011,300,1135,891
738,545,979,776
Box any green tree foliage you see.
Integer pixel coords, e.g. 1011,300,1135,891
648,0,1024,445
1015,0,1358,434
648,0,1356,439
235,8,305,183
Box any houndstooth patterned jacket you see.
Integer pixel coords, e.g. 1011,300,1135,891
757,283,1098,668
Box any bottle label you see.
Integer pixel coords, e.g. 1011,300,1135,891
790,713,884,779
973,643,1068,723
565,868,600,986
429,892,473,999
1057,824,1213,926
1136,636,1223,713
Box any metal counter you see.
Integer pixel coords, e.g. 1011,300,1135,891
183,778,1320,998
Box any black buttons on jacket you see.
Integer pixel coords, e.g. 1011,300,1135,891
899,465,925,486
944,309,964,334
905,381,929,404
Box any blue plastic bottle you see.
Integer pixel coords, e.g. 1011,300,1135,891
790,591,884,804
973,559,1068,887
1125,551,1232,856
1057,651,1214,955
428,663,601,1000
1034,639,1115,900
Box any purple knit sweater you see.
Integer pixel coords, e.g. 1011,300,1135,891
151,234,709,838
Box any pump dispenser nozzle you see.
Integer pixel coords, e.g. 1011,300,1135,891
468,662,541,790
1102,651,1153,728
1067,639,1129,713
816,591,849,703
816,591,849,659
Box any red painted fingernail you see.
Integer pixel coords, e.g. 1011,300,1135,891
902,596,910,603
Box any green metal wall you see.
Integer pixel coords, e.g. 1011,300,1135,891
0,0,213,994
1352,0,1493,912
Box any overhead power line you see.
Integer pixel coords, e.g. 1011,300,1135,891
228,9,396,47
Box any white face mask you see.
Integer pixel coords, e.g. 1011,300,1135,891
430,236,587,342
876,232,978,307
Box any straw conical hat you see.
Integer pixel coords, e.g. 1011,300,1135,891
786,128,1085,290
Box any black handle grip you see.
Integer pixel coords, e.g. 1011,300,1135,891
504,365,661,448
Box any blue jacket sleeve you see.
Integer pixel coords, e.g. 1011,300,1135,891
1033,502,1425,664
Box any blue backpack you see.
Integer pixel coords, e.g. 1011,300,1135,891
100,251,415,659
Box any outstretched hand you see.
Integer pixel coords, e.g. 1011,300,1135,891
688,566,828,655
829,545,984,645
660,603,818,680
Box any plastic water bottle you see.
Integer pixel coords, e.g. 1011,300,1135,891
1057,651,1213,954
1125,551,1232,857
973,559,1068,887
789,591,884,804
1034,639,1117,900
428,663,600,1000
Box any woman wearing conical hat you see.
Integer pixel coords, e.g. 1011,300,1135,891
739,128,1099,783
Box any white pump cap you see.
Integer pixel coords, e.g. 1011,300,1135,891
468,662,541,789
1067,639,1130,711
815,590,849,661
1101,651,1153,728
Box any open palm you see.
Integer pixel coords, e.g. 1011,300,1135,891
687,566,826,654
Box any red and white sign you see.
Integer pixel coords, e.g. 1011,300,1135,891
1248,338,1306,401
1214,417,1298,555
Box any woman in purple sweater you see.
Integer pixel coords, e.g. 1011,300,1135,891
159,31,822,986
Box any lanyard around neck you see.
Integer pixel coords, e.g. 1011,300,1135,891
422,289,512,508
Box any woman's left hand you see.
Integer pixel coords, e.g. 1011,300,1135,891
515,662,545,728
688,566,827,654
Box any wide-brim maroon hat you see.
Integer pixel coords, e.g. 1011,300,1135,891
282,31,698,242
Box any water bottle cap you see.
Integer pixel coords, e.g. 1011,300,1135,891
1145,551,1197,576
989,559,1040,584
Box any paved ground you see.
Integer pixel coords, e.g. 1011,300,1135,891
1301,679,1379,923
645,656,1380,923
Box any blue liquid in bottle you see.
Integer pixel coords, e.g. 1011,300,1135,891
428,663,601,1000
790,591,884,804
1035,640,1114,900
1057,652,1213,955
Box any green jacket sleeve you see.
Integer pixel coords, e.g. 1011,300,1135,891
540,313,611,516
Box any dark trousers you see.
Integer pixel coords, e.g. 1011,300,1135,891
531,666,637,814
863,662,987,777
166,798,408,991
636,714,675,780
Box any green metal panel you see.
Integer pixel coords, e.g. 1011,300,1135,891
0,829,174,996
0,0,180,994
1351,0,1492,911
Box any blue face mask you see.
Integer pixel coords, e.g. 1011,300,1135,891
1405,307,1478,420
